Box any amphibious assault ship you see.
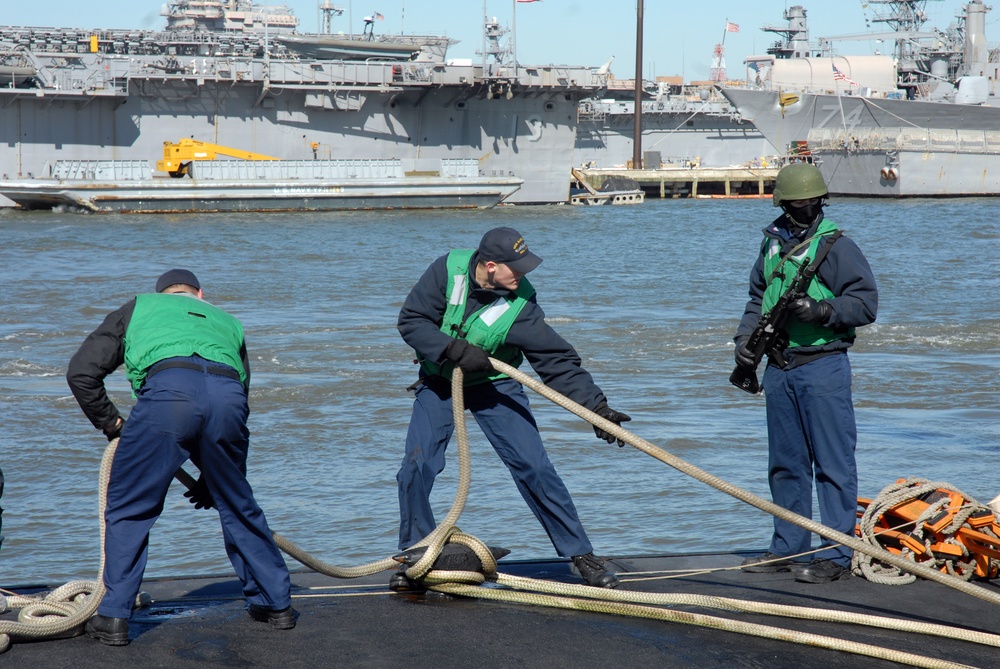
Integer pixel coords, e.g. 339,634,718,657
721,1,1000,197
0,2,602,207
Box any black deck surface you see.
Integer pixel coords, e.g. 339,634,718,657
3,552,999,668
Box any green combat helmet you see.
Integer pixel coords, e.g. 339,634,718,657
772,163,828,206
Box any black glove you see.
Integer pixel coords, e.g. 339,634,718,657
444,339,494,374
103,418,125,442
790,297,831,324
734,337,755,368
183,476,215,510
593,402,632,447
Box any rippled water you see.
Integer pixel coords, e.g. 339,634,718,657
1,199,998,585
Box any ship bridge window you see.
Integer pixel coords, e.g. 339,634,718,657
686,120,694,127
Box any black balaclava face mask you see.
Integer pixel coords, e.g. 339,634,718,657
781,199,826,230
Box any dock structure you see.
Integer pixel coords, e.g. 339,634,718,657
573,166,780,199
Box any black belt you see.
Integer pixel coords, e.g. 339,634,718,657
146,359,241,382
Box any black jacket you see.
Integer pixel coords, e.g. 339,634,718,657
398,252,608,410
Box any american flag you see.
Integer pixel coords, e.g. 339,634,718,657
373,12,384,20
726,21,739,33
832,64,860,86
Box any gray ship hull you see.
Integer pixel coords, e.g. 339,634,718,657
575,96,778,169
805,127,1000,197
722,88,1000,150
0,37,599,206
721,88,1000,196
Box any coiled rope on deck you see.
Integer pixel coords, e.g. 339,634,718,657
0,439,114,653
854,478,997,585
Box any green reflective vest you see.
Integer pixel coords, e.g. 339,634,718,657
419,249,535,385
761,218,853,349
124,293,246,392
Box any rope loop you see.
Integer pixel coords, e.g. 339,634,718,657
853,477,1000,585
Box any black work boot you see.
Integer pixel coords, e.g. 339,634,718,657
572,553,619,588
85,614,130,646
247,604,297,630
793,559,850,584
740,552,793,573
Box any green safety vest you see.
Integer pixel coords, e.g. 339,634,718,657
419,249,535,386
124,293,247,392
761,218,853,349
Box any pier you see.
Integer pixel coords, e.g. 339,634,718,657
573,166,780,199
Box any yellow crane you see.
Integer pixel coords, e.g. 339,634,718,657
156,139,279,177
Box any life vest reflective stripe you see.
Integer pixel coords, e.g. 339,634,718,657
418,249,535,385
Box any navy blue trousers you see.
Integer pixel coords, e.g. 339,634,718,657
99,357,290,619
763,352,858,567
396,377,593,558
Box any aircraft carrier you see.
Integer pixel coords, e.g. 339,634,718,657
0,1,602,207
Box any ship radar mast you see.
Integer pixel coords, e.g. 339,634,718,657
318,2,344,35
820,0,971,93
760,5,815,59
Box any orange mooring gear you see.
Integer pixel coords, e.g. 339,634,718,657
855,478,1000,581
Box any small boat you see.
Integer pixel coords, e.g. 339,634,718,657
0,158,522,213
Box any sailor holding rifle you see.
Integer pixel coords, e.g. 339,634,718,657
733,163,878,584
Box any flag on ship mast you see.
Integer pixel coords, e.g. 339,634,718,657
832,64,860,86
726,21,739,32
516,0,542,3
374,12,384,20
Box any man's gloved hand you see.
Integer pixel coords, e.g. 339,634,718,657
790,297,832,324
103,418,125,442
183,476,215,510
445,339,494,374
734,337,755,368
593,402,632,447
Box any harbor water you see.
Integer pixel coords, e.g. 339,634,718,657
1,198,998,586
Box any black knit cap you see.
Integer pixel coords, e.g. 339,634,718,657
155,269,201,293
477,227,542,274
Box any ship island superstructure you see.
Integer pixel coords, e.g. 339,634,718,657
721,0,1000,197
0,2,603,206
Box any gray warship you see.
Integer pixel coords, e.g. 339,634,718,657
721,1,1000,196
575,78,780,170
0,1,601,207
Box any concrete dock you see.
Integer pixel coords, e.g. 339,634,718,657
574,166,780,199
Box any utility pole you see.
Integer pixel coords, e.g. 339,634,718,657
632,0,644,169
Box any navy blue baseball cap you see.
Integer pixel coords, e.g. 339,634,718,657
156,269,201,293
477,227,542,273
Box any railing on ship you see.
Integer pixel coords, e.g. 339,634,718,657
0,49,600,98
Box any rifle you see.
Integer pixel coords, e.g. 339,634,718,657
730,230,842,394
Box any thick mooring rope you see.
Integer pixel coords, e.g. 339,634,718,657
0,439,114,653
7,362,999,668
486,358,1000,611
854,478,998,585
